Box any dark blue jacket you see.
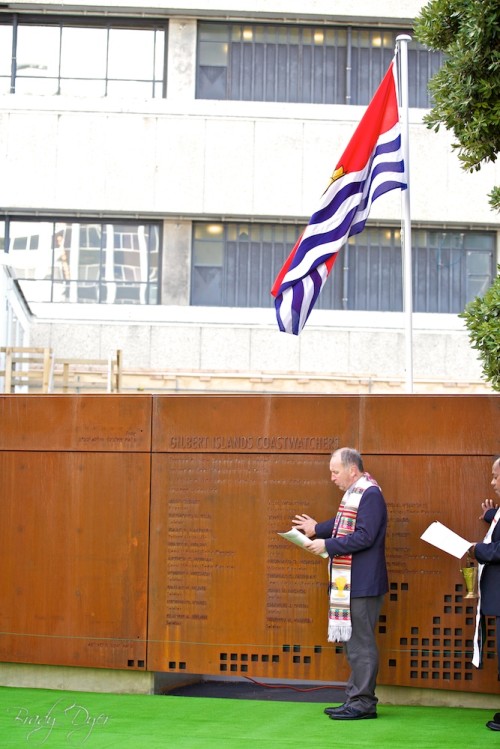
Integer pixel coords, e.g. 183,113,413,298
475,508,500,616
314,485,389,598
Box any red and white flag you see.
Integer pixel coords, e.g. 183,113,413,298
271,58,407,335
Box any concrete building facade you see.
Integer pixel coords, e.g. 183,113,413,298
1,1,499,392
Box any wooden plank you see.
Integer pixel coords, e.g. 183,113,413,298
0,347,53,393
51,350,122,393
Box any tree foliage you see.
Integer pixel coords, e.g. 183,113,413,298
459,267,500,391
414,0,500,210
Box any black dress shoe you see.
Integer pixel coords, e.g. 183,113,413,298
329,705,377,721
324,703,347,715
487,720,500,731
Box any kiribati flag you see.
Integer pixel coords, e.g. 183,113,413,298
271,58,407,335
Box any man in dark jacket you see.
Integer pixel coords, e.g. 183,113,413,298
292,447,388,721
468,456,500,732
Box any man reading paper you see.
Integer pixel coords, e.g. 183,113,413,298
292,447,388,721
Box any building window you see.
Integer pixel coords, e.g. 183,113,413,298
196,22,443,107
317,228,404,312
413,229,496,314
0,219,161,304
191,223,300,307
191,222,496,314
0,16,166,97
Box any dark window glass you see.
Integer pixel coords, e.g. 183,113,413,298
413,230,495,313
197,22,444,107
191,222,496,314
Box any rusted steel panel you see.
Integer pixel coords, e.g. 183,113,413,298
148,394,500,692
0,394,151,671
0,395,152,452
152,394,359,454
371,453,498,691
1,393,500,691
148,451,348,681
359,395,500,455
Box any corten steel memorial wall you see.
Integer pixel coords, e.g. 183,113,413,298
0,394,499,694
0,396,152,670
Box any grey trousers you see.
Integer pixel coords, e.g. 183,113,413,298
344,594,385,712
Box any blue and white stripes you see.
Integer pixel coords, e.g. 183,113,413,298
272,60,407,335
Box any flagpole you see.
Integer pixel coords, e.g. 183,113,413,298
396,34,413,393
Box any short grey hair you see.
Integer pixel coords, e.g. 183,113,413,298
334,447,364,472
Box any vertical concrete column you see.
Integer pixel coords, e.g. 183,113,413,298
166,18,197,100
163,20,196,307
161,219,192,305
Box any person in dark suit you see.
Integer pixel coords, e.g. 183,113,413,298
292,447,388,721
468,456,500,732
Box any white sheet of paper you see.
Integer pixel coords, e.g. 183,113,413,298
278,528,329,558
420,521,472,559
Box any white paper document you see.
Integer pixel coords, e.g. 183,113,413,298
420,521,472,559
278,528,329,558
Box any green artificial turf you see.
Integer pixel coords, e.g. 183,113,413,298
0,686,497,749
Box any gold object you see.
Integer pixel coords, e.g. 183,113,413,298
460,565,478,599
334,575,348,598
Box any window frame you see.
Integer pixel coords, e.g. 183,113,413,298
196,21,444,108
0,13,168,98
1,216,162,306
191,221,497,314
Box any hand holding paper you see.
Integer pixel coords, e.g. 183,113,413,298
420,521,472,559
278,528,329,558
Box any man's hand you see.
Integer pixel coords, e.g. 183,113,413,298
308,539,327,556
480,498,498,520
292,513,317,538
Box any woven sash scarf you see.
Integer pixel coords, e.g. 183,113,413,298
472,507,500,668
327,473,379,643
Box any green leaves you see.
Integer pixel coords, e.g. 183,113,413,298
414,0,500,209
489,186,500,210
459,266,500,391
